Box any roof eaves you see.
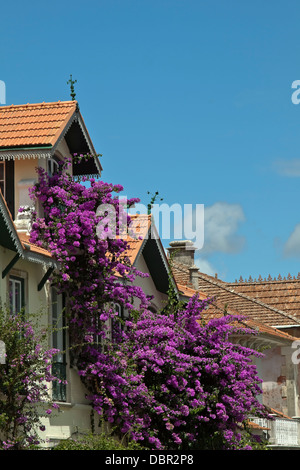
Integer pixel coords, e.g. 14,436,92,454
76,111,103,173
0,192,24,256
50,107,103,175
0,147,52,161
23,248,58,268
49,105,77,148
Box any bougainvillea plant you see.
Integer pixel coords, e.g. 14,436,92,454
28,157,150,358
79,295,271,450
28,156,271,450
0,306,60,449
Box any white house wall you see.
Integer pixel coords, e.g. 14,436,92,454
0,244,95,446
0,245,49,315
13,137,72,218
133,252,169,312
259,345,299,417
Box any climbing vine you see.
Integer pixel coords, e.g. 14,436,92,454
28,156,271,450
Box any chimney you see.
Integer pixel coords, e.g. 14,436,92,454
168,240,199,290
189,265,199,290
168,240,195,266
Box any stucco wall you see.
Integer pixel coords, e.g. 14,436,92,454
14,158,37,216
260,345,299,417
0,245,95,445
0,245,49,316
133,252,169,312
13,137,72,218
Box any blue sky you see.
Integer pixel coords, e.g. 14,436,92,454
2,0,300,282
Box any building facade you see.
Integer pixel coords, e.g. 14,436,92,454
0,100,175,446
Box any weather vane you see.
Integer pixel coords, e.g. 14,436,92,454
147,191,163,215
67,74,77,100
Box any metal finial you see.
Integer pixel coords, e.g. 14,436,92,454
67,74,77,100
147,191,163,215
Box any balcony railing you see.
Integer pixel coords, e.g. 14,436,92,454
251,416,300,448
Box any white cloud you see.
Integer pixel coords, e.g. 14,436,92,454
170,201,246,278
284,224,300,257
200,201,246,255
273,159,300,177
175,201,246,254
194,257,217,277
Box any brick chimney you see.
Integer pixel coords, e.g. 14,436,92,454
168,240,199,290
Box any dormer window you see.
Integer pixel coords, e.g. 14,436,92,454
48,155,61,177
0,100,102,220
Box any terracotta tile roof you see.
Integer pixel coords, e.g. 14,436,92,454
267,407,294,419
248,421,270,431
18,232,53,259
177,283,208,300
230,276,300,319
241,318,298,342
122,214,152,265
172,261,300,328
170,261,298,343
0,101,77,148
192,293,299,343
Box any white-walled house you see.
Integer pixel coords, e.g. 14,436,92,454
170,240,300,449
0,100,176,446
0,100,104,445
3,99,300,449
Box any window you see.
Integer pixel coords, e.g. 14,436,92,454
114,303,129,321
9,276,24,315
114,303,122,318
112,303,128,341
47,155,61,177
148,305,157,314
92,316,102,350
51,288,67,402
0,159,15,219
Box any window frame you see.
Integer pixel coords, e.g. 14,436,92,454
0,159,15,219
51,287,67,402
111,302,127,341
9,274,25,316
47,154,61,177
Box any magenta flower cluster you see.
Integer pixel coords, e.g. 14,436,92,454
79,297,270,449
29,159,149,350
28,157,270,450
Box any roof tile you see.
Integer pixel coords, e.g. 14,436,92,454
0,101,77,148
231,278,300,318
172,261,300,328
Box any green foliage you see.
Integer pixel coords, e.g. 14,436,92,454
53,431,145,450
0,305,59,449
161,251,184,319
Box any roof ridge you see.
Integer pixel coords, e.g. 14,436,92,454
0,100,77,111
231,272,300,284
